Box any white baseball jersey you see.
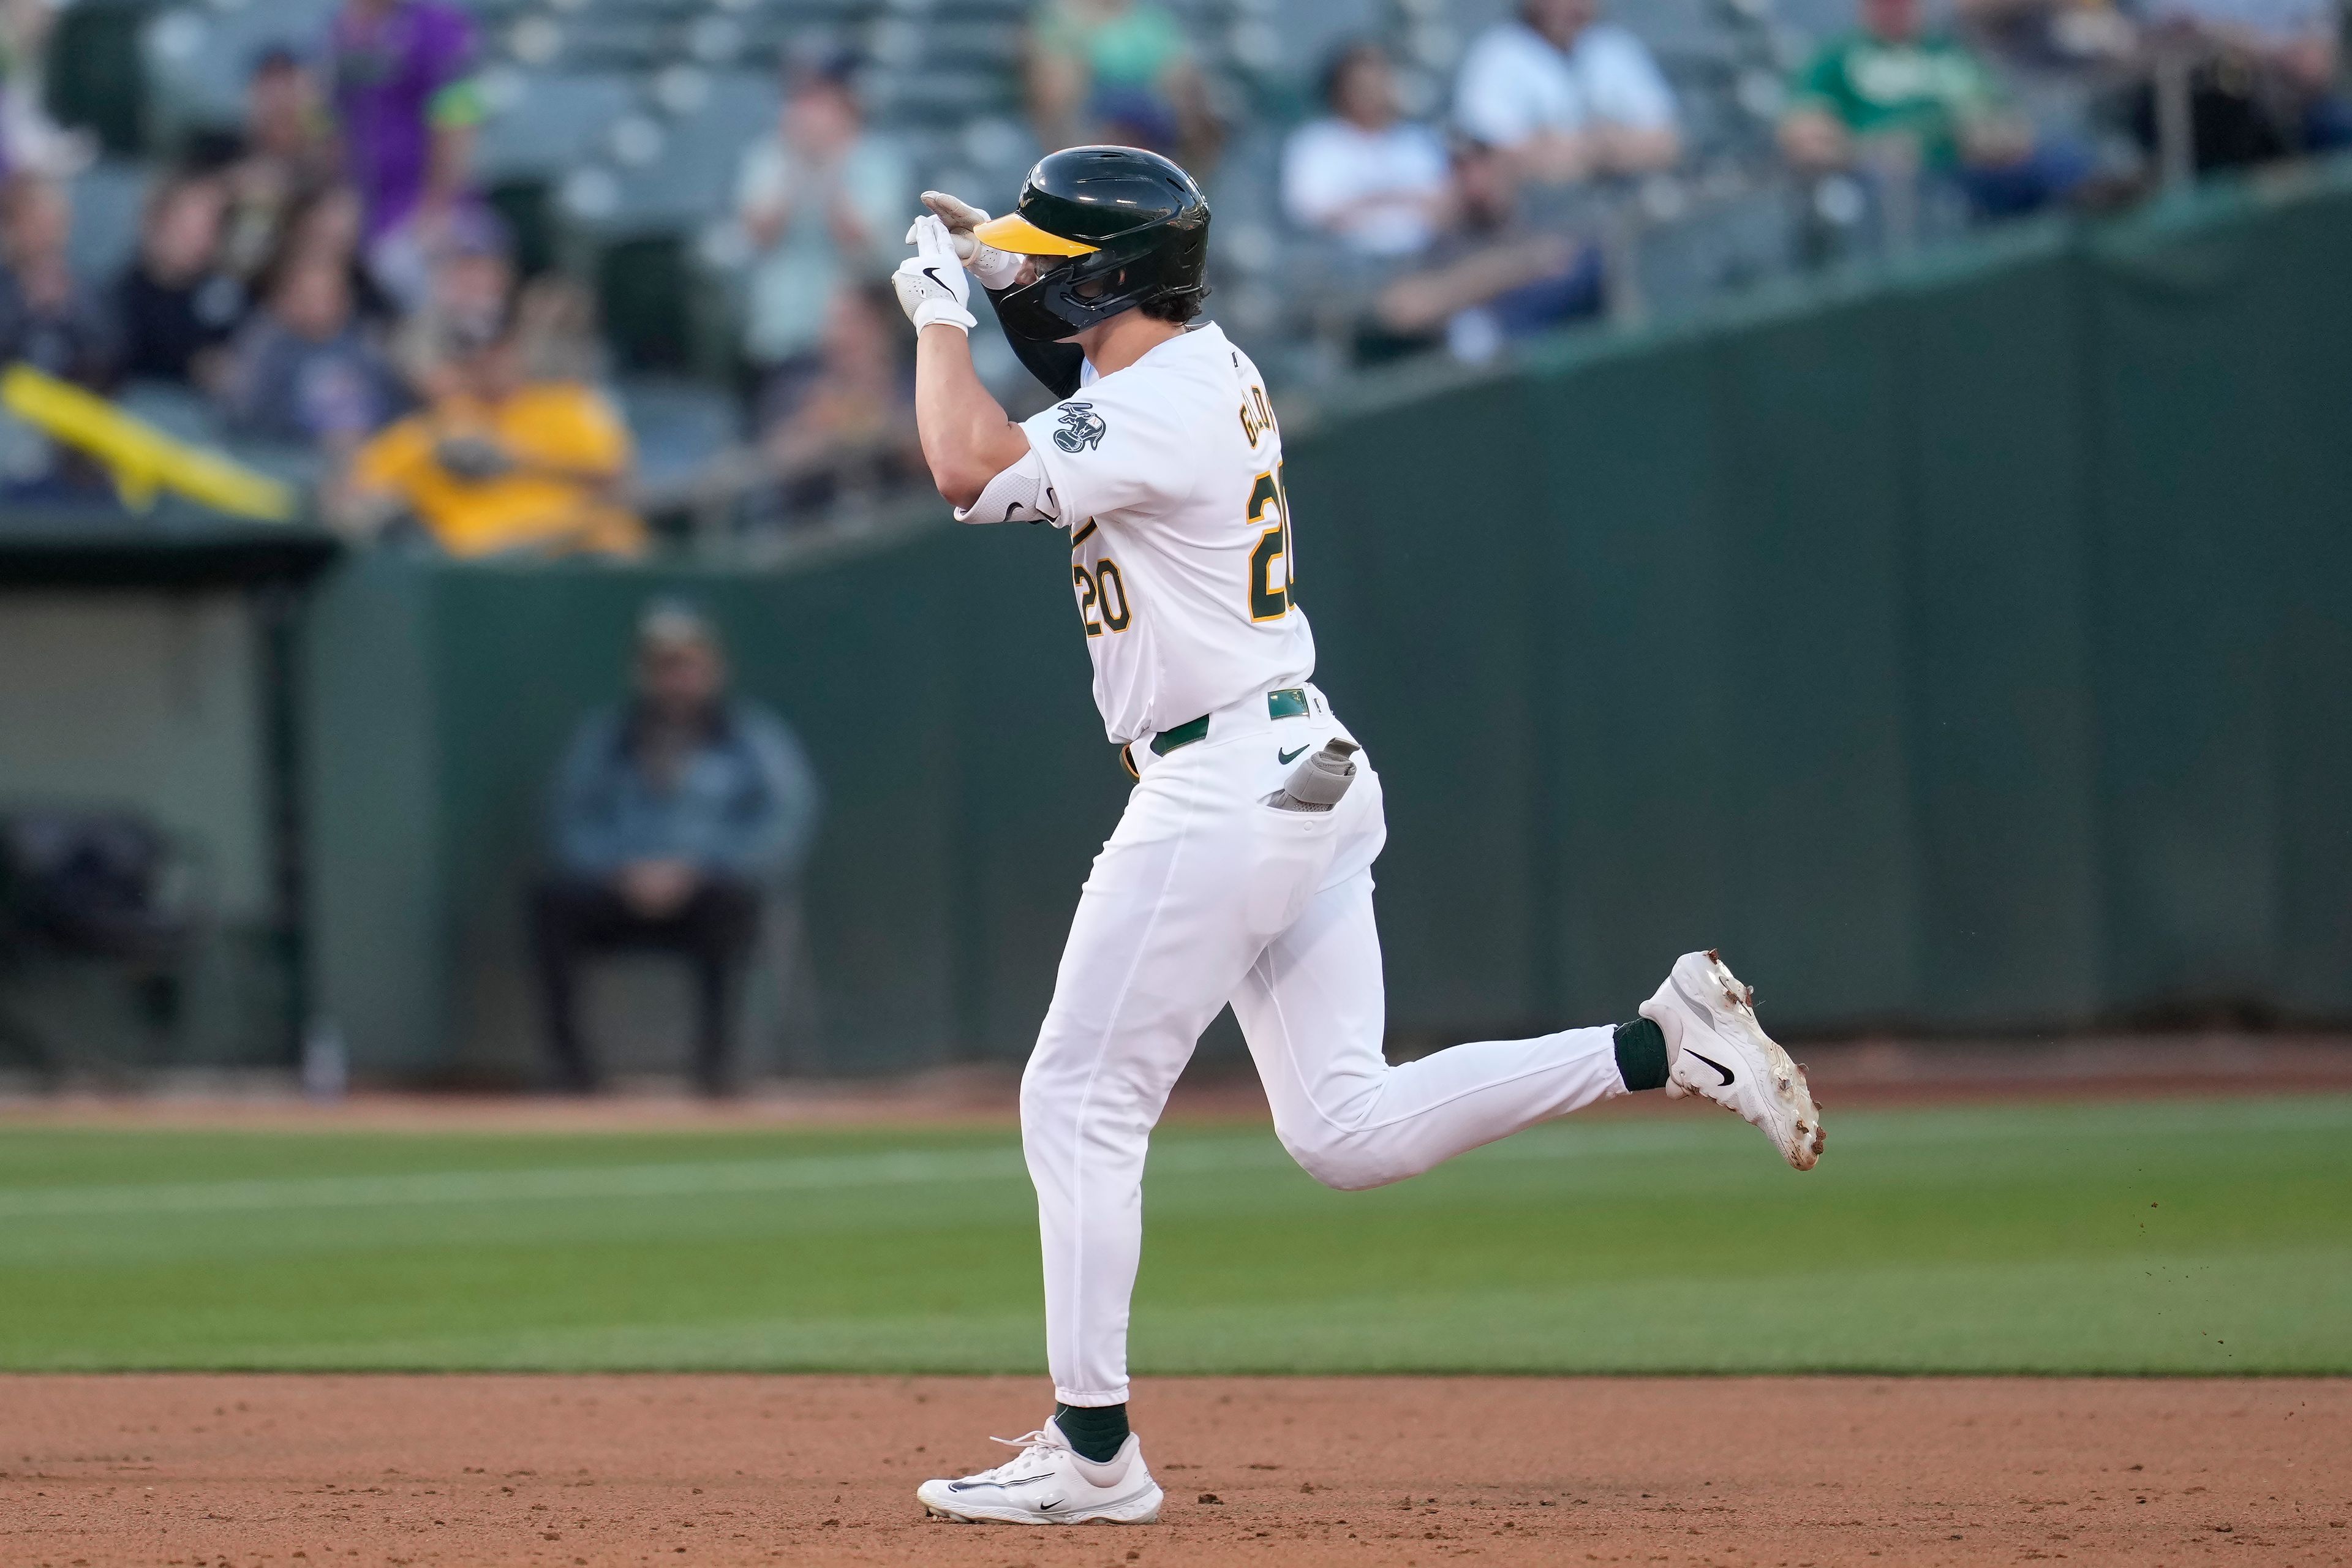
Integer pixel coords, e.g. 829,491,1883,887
937,318,1639,1423
966,322,1316,746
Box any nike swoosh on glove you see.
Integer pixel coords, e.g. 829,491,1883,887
918,190,1022,290
894,214,977,333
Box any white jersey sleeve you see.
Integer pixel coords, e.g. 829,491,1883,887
1019,378,1202,530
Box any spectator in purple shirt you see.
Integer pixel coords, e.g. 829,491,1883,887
326,0,483,251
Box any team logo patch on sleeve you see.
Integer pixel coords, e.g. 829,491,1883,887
1053,402,1108,453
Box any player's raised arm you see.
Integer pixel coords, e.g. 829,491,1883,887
893,216,1031,512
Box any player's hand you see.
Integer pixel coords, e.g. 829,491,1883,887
893,214,978,334
918,190,1021,290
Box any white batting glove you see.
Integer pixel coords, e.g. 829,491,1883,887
892,214,977,334
915,190,1022,290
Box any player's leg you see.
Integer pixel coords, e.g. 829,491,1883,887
1233,872,1828,1182
1230,868,1640,1190
919,776,1262,1526
1022,800,1259,1412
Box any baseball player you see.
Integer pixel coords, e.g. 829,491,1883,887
894,145,1826,1527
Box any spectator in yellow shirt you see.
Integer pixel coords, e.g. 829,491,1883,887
337,296,643,558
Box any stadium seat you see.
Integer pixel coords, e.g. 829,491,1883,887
1631,181,1801,319
113,381,222,448
647,63,774,127
141,1,339,140
496,11,671,70
476,69,645,182
66,160,149,288
557,126,739,238
613,375,740,495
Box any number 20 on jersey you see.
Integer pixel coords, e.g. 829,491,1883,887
1248,464,1292,622
1071,464,1294,638
1073,554,1130,637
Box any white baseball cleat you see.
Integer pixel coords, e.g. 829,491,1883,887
916,1420,1164,1525
1640,949,1826,1171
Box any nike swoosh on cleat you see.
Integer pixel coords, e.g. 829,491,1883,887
1686,1049,1733,1087
1278,744,1308,764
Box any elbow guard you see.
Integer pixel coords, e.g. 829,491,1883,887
953,447,1061,526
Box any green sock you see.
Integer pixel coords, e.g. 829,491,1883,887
1613,1017,1669,1091
1053,1401,1129,1463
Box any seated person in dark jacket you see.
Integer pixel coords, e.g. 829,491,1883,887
0,172,122,494
115,171,247,386
533,602,821,1096
0,173,119,391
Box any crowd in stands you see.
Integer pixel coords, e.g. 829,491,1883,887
0,0,649,557
0,0,2345,550
1275,0,2344,363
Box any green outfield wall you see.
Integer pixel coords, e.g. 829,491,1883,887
307,160,2352,1079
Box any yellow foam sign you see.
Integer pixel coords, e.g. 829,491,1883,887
1,363,298,522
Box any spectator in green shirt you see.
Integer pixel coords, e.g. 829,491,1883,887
1028,0,1218,167
1780,0,2091,216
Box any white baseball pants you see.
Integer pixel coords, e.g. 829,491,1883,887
1022,685,1628,1408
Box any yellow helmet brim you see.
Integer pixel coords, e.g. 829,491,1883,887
973,213,1101,257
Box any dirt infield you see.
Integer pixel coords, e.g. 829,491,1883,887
2,1376,2343,1567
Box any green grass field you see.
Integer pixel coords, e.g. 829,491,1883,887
1,1096,2346,1375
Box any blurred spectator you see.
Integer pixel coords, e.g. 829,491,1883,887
1369,138,1603,364
1452,0,1681,186
325,0,483,300
734,55,908,409
2131,0,2352,170
533,602,822,1096
1028,0,1218,164
1283,42,1453,260
0,0,94,179
217,47,341,284
757,282,921,522
1781,0,2092,217
113,173,246,387
1956,0,2136,73
217,251,404,450
274,182,399,326
513,273,602,384
390,205,514,394
337,307,643,558
0,172,116,389
0,171,116,495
